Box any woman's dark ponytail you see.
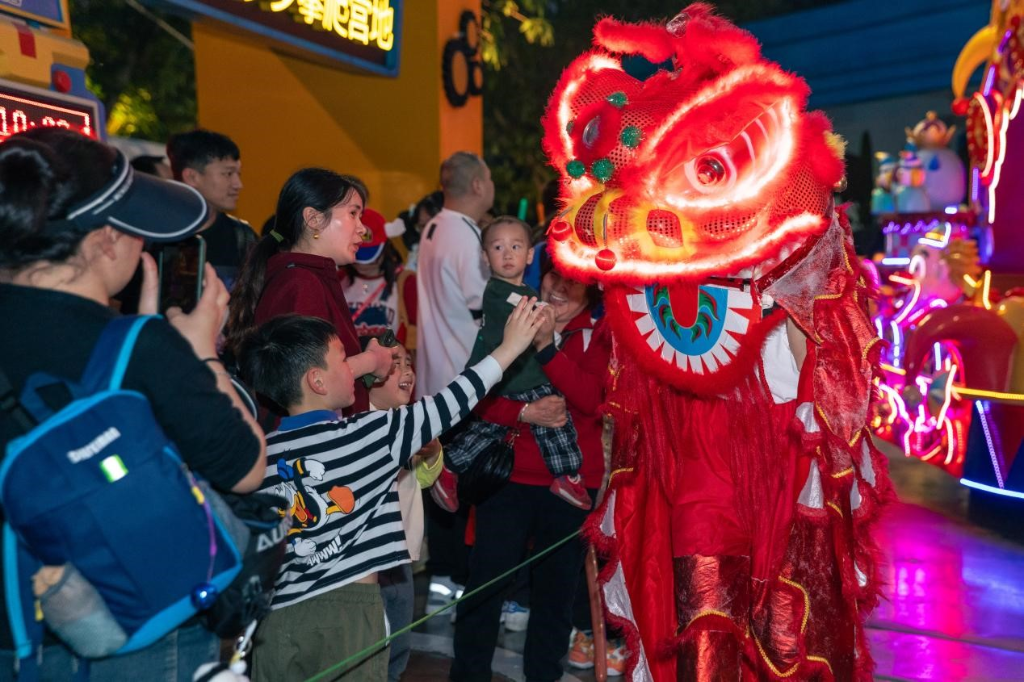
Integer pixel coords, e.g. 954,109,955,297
227,168,367,351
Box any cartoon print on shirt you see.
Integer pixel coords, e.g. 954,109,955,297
273,457,356,558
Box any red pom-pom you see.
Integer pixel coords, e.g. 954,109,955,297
951,97,970,117
549,220,572,241
595,249,617,271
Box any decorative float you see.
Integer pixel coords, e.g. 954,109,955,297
871,1,1024,519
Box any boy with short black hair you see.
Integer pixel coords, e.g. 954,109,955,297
445,216,590,510
237,304,544,682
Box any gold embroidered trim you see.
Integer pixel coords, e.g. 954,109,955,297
779,576,811,634
680,609,734,632
807,655,834,674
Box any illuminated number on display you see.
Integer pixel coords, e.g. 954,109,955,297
0,88,99,141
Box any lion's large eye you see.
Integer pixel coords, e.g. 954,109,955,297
684,150,736,195
653,100,794,210
695,155,727,186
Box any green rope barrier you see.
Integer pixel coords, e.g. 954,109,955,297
303,528,583,682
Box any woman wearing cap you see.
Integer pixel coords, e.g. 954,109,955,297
0,129,266,678
227,169,393,415
342,208,417,349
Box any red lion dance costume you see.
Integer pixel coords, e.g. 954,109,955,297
541,6,892,681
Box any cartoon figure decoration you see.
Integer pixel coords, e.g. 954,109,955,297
542,5,890,680
874,113,966,215
271,457,356,559
907,112,966,210
893,147,931,213
870,152,897,214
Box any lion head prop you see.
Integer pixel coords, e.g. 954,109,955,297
542,3,849,395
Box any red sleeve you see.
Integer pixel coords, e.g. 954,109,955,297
542,327,611,417
475,393,526,428
255,269,333,324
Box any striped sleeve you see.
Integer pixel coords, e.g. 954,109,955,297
387,356,501,467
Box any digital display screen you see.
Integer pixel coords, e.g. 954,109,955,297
0,79,99,142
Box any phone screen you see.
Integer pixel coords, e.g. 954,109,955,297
157,235,206,314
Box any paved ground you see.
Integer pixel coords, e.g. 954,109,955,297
399,445,1024,681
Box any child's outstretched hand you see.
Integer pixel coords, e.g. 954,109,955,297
491,297,546,371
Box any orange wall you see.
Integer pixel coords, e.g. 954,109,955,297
192,0,481,226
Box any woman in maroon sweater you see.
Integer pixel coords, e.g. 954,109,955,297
227,169,391,414
451,268,610,682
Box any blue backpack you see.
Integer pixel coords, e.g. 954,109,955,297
0,316,244,677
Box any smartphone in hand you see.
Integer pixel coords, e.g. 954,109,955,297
156,235,206,314
362,329,398,388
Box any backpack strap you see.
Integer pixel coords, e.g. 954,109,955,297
14,317,156,423
78,316,157,393
0,366,35,433
4,523,43,679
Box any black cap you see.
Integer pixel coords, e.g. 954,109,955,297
47,150,209,242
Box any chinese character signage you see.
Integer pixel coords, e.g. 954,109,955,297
158,0,401,76
0,0,70,30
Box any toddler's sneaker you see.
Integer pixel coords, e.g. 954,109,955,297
606,640,628,677
567,628,595,670
550,474,592,510
503,600,530,632
430,465,460,513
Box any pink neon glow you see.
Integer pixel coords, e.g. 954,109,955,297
890,320,902,368
975,93,995,178
936,364,958,432
893,255,924,325
971,167,980,203
987,84,1024,223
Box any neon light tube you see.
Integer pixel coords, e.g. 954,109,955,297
960,479,1024,500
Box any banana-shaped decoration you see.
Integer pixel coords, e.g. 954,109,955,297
953,24,998,101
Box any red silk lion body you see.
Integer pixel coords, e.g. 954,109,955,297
541,6,891,681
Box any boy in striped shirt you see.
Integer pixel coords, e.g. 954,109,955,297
237,302,544,682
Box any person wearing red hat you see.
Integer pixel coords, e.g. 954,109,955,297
342,208,417,348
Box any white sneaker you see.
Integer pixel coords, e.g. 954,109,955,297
427,575,462,608
500,601,509,624
503,600,529,632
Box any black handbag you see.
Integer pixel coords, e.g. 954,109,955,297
457,428,518,505
203,490,290,638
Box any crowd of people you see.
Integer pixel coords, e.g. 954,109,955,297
0,127,625,682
